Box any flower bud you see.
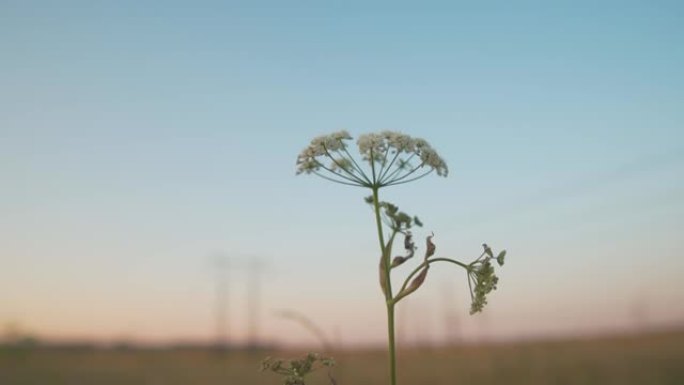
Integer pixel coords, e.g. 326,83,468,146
482,243,493,258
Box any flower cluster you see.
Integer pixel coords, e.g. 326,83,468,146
467,244,505,314
357,132,448,177
296,130,447,188
295,130,354,176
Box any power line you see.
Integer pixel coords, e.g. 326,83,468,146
449,147,684,229
246,257,268,349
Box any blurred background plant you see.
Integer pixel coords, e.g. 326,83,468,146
261,353,336,385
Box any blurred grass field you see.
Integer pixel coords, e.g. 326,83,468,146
1,329,683,385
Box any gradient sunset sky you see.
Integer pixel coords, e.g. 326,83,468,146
2,1,683,347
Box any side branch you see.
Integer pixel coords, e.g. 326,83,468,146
380,153,417,184
341,146,373,185
312,171,368,187
393,257,470,303
384,168,434,187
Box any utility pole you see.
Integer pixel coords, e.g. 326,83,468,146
210,253,269,350
441,281,461,346
214,255,230,350
246,257,267,349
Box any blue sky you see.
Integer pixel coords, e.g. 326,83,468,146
1,1,683,346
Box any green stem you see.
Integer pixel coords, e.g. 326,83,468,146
372,186,397,385
387,302,397,385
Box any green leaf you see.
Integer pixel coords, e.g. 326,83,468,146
496,250,506,266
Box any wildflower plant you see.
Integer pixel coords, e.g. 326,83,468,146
294,130,507,385
261,353,336,385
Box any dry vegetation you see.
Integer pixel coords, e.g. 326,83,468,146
1,330,683,385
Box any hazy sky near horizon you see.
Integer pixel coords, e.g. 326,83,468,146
2,1,683,346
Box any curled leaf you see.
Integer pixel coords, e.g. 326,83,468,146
425,232,436,259
392,232,415,268
404,231,414,251
391,256,407,268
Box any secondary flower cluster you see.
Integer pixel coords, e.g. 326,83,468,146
468,244,506,314
296,130,448,188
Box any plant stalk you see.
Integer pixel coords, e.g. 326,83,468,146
372,186,397,385
386,302,397,385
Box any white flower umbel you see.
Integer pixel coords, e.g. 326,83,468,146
296,130,447,188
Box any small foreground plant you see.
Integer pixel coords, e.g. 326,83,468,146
272,130,508,385
261,353,336,385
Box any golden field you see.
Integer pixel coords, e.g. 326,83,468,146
1,329,683,385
